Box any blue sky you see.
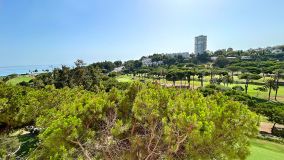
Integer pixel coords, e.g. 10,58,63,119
0,0,284,66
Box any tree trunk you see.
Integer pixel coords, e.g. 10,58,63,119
188,76,191,89
201,76,204,87
245,79,249,94
268,86,271,100
71,140,92,160
262,72,265,82
275,74,279,100
272,122,276,133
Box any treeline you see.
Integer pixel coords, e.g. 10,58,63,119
139,47,284,68
18,58,284,102
199,84,284,131
0,82,258,159
212,47,284,61
127,60,284,100
19,60,128,92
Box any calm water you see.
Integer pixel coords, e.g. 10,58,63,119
0,65,62,76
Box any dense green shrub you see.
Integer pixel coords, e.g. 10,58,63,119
200,84,284,134
232,85,245,91
0,83,258,159
272,127,284,138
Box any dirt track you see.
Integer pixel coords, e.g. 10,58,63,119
260,122,284,134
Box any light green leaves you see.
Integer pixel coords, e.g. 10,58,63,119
0,82,258,159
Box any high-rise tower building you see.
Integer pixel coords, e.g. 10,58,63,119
194,35,207,55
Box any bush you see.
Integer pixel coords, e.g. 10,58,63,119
232,85,244,91
18,81,30,87
254,86,267,92
0,83,259,159
272,127,284,138
257,134,284,145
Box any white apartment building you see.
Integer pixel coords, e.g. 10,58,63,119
194,35,207,55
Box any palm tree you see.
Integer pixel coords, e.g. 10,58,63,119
176,70,185,88
209,68,215,82
222,75,232,86
166,71,178,87
192,69,196,89
185,70,193,89
198,72,204,87
227,66,240,83
197,70,209,87
265,78,276,100
239,73,262,94
274,70,284,100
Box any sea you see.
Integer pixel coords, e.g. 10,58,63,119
0,64,66,76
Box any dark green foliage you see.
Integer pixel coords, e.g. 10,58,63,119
18,81,30,87
213,56,230,68
265,78,276,100
199,84,231,96
1,50,284,158
200,84,284,134
91,61,116,73
243,67,261,74
2,74,18,82
166,70,178,86
255,102,284,125
101,78,130,92
239,73,262,80
196,52,210,63
274,69,284,100
272,127,284,138
108,72,118,78
123,60,143,73
114,60,123,67
233,85,245,91
16,133,38,158
30,60,124,92
254,86,267,92
0,83,258,159
239,73,262,94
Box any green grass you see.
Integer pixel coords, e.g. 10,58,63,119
116,75,134,82
228,83,284,103
116,75,284,103
6,76,33,85
247,139,284,160
116,75,153,83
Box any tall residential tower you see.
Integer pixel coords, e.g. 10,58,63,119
194,35,207,55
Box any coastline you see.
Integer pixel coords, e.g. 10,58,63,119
0,64,63,76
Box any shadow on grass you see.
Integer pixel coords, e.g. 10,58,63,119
16,133,38,158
